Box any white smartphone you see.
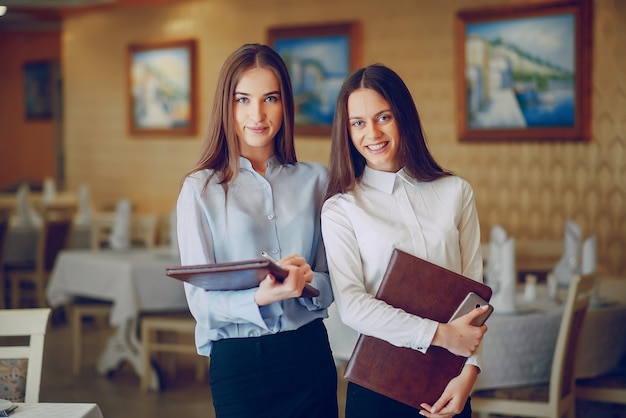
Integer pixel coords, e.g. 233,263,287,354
448,292,494,326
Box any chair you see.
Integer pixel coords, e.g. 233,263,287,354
140,312,207,392
0,308,51,403
90,213,158,250
471,272,596,418
71,212,159,375
575,277,626,406
0,206,12,309
7,205,76,308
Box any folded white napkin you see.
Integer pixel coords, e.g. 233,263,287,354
168,207,179,257
552,220,581,286
485,225,518,313
13,183,42,227
75,184,93,226
109,198,131,250
42,177,57,204
581,235,597,275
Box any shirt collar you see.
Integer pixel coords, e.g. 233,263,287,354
362,165,414,194
238,155,279,173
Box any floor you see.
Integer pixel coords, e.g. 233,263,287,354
38,315,624,418
38,315,348,418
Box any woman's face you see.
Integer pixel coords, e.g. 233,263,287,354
234,66,283,158
347,87,401,172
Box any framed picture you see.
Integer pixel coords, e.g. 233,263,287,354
23,60,55,120
268,21,362,136
127,38,197,136
456,0,591,142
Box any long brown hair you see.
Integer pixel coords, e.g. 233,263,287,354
325,64,451,200
184,44,296,189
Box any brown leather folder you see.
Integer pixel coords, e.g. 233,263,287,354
343,248,492,410
166,259,320,298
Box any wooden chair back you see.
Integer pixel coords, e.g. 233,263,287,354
0,308,51,402
37,206,76,274
90,213,158,249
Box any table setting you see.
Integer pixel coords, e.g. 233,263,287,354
0,400,103,418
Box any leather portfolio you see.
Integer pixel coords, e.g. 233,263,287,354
166,259,320,298
343,248,492,410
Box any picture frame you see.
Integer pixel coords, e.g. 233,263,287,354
127,38,197,136
455,0,592,142
268,21,362,136
23,60,55,120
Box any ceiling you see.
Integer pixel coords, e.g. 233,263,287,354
0,0,117,31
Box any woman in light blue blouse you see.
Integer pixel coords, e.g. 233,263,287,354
322,64,488,418
176,44,337,418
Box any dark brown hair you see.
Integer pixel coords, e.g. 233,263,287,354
185,43,296,188
325,64,451,200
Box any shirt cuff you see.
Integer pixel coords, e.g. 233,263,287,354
413,318,438,353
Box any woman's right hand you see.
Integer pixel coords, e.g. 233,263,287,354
254,255,313,306
431,306,489,357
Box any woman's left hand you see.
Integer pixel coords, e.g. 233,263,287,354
254,254,313,305
418,365,477,417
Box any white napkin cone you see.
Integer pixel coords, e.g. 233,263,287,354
42,177,57,204
552,220,581,286
109,198,131,250
485,225,517,313
13,183,42,227
75,184,93,226
581,235,597,275
168,207,179,257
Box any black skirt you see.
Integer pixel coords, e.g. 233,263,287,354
346,382,472,418
210,319,338,418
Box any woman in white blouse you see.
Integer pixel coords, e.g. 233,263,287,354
321,64,488,418
177,44,337,418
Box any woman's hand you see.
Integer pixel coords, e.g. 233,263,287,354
431,306,488,357
418,365,478,417
254,254,313,306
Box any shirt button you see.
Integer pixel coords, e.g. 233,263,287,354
267,214,275,220
271,249,279,255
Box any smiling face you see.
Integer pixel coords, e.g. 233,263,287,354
347,87,401,172
234,66,283,160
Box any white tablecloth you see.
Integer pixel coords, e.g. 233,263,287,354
46,247,188,325
8,403,103,418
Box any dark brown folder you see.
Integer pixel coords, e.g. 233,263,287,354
343,248,492,410
166,258,320,298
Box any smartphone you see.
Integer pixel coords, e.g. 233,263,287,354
259,251,320,298
448,292,494,326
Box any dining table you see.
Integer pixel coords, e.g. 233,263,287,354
3,402,103,418
45,247,188,390
323,278,626,391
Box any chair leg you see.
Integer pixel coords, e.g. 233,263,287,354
195,357,207,382
36,277,48,308
72,307,83,376
140,323,153,393
10,275,20,308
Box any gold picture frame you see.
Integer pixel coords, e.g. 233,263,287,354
268,21,362,136
127,38,198,136
456,0,592,142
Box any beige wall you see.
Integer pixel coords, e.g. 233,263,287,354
62,0,626,275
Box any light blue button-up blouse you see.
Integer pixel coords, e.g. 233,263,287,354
176,156,333,355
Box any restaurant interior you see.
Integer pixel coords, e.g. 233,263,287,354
0,0,625,417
